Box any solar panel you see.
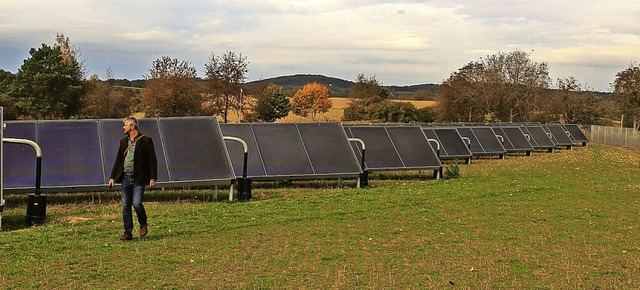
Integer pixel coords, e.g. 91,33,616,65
386,126,441,168
158,117,235,183
493,127,534,155
456,127,506,158
422,127,472,163
345,126,403,170
2,121,37,190
220,123,267,177
296,123,362,175
252,123,315,176
222,123,362,180
99,119,170,184
563,124,589,146
4,117,236,193
344,125,441,172
522,126,555,152
544,124,574,148
37,120,105,188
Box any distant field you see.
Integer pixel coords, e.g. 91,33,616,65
2,143,639,288
279,97,435,123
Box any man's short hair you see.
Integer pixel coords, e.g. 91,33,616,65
123,116,138,129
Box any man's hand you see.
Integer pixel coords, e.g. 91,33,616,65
150,179,156,188
108,178,115,188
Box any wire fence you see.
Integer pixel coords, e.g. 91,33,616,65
590,125,640,150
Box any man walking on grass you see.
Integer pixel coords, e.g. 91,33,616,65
108,116,157,241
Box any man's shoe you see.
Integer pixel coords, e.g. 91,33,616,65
119,234,132,241
140,225,148,237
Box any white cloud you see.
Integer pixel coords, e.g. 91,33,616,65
0,0,638,91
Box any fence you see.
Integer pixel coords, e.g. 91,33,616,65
590,125,640,150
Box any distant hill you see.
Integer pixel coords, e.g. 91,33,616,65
113,74,612,100
247,74,439,99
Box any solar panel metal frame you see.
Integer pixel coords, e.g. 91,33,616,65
3,117,236,194
344,124,442,172
221,122,362,181
562,124,589,145
422,127,473,161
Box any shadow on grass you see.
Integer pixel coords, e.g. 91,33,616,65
1,213,32,231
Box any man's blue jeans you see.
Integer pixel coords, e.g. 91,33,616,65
121,175,148,236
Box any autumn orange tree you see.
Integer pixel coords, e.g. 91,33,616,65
290,82,332,121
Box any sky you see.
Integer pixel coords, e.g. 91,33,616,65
1,1,639,92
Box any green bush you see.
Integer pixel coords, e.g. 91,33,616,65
443,162,461,179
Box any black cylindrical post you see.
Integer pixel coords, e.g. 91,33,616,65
26,155,46,225
359,148,368,188
26,193,47,225
35,156,42,195
237,151,252,201
237,177,252,201
242,151,248,179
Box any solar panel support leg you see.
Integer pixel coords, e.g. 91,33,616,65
358,171,369,188
237,177,252,201
26,193,47,225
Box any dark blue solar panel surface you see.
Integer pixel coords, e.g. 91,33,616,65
422,129,446,157
345,125,441,171
522,126,555,149
455,127,483,154
545,125,574,146
385,126,441,168
432,128,473,158
297,123,362,175
222,123,361,179
3,122,37,189
99,119,170,183
345,126,403,170
220,123,267,177
457,127,506,155
159,117,234,182
495,127,533,152
252,123,315,176
492,127,515,151
37,121,105,187
474,128,506,154
563,124,589,143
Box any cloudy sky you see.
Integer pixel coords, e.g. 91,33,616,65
1,0,639,92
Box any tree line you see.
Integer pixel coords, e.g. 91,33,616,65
1,34,639,127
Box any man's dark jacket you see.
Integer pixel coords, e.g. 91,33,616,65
110,133,158,186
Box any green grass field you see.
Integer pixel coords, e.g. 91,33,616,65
1,143,639,289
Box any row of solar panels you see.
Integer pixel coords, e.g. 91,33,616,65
2,117,589,194
421,123,589,162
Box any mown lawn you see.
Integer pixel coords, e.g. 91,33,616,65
1,143,639,289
